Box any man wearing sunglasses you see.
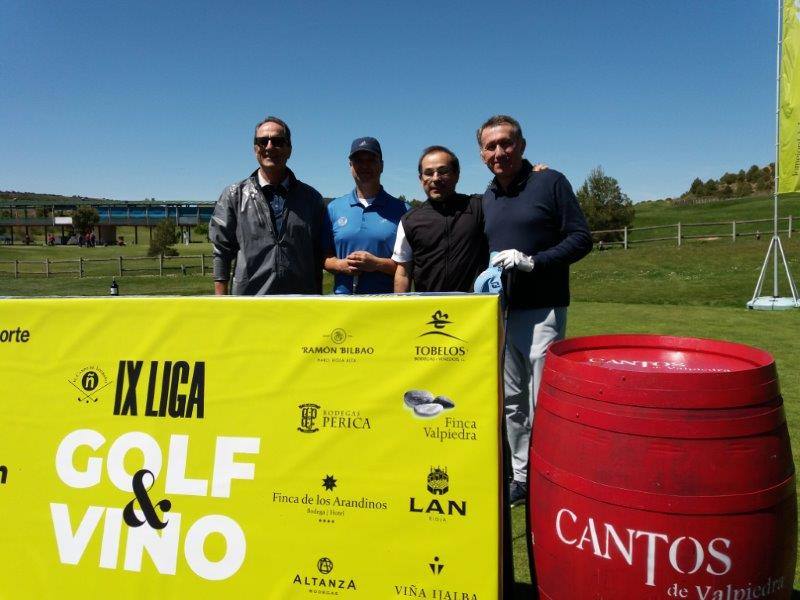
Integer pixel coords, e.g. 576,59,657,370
478,114,592,507
210,116,326,295
392,146,488,293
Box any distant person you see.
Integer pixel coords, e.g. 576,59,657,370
209,116,326,295
324,137,408,294
477,114,592,507
393,146,487,292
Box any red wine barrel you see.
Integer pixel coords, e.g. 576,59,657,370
529,335,796,599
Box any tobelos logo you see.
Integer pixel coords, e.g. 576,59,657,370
298,403,320,433
414,310,468,363
68,365,112,404
419,310,465,342
410,467,467,518
293,556,357,591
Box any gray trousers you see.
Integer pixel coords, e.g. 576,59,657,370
503,306,567,483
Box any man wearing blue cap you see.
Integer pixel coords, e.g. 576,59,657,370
324,137,408,294
478,115,592,507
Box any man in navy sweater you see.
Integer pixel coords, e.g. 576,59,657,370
478,115,592,507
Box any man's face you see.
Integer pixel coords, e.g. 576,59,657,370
419,151,459,201
253,121,291,172
349,151,383,187
479,123,526,179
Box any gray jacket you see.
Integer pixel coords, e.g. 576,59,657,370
210,169,325,295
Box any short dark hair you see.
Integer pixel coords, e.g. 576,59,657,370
254,116,292,146
417,145,460,176
476,114,523,146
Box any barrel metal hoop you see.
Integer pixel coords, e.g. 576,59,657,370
532,453,796,514
542,370,781,410
537,392,787,438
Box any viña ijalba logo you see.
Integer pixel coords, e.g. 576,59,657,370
68,365,112,404
414,310,467,363
292,556,357,592
297,404,372,434
409,467,467,520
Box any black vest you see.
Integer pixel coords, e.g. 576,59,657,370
402,194,488,292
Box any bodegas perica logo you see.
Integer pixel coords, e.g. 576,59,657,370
67,365,113,404
413,310,468,363
297,403,372,434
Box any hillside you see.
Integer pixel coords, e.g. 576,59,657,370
632,194,800,228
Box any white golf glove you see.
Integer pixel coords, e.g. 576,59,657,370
491,249,535,272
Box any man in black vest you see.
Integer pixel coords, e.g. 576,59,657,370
392,146,487,292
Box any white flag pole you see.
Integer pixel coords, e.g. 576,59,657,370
748,0,799,309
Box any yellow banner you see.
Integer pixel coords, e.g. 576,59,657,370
780,1,800,194
0,295,501,598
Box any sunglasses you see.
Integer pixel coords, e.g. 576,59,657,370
254,136,289,149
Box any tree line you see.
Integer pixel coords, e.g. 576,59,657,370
685,164,774,201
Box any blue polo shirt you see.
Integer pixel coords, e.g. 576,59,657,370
325,188,409,294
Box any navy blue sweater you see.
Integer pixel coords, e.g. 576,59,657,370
482,161,592,309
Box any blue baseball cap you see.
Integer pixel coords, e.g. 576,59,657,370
349,137,382,159
473,265,504,294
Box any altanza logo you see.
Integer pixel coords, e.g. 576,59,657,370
554,508,732,587
292,556,357,592
414,311,467,363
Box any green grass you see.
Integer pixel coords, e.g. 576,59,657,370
632,194,800,228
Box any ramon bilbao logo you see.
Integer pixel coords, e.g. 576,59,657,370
414,310,468,362
301,327,375,363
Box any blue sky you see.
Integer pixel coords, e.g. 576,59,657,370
0,1,778,203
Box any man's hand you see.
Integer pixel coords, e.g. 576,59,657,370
491,249,534,272
346,251,381,272
532,163,549,172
